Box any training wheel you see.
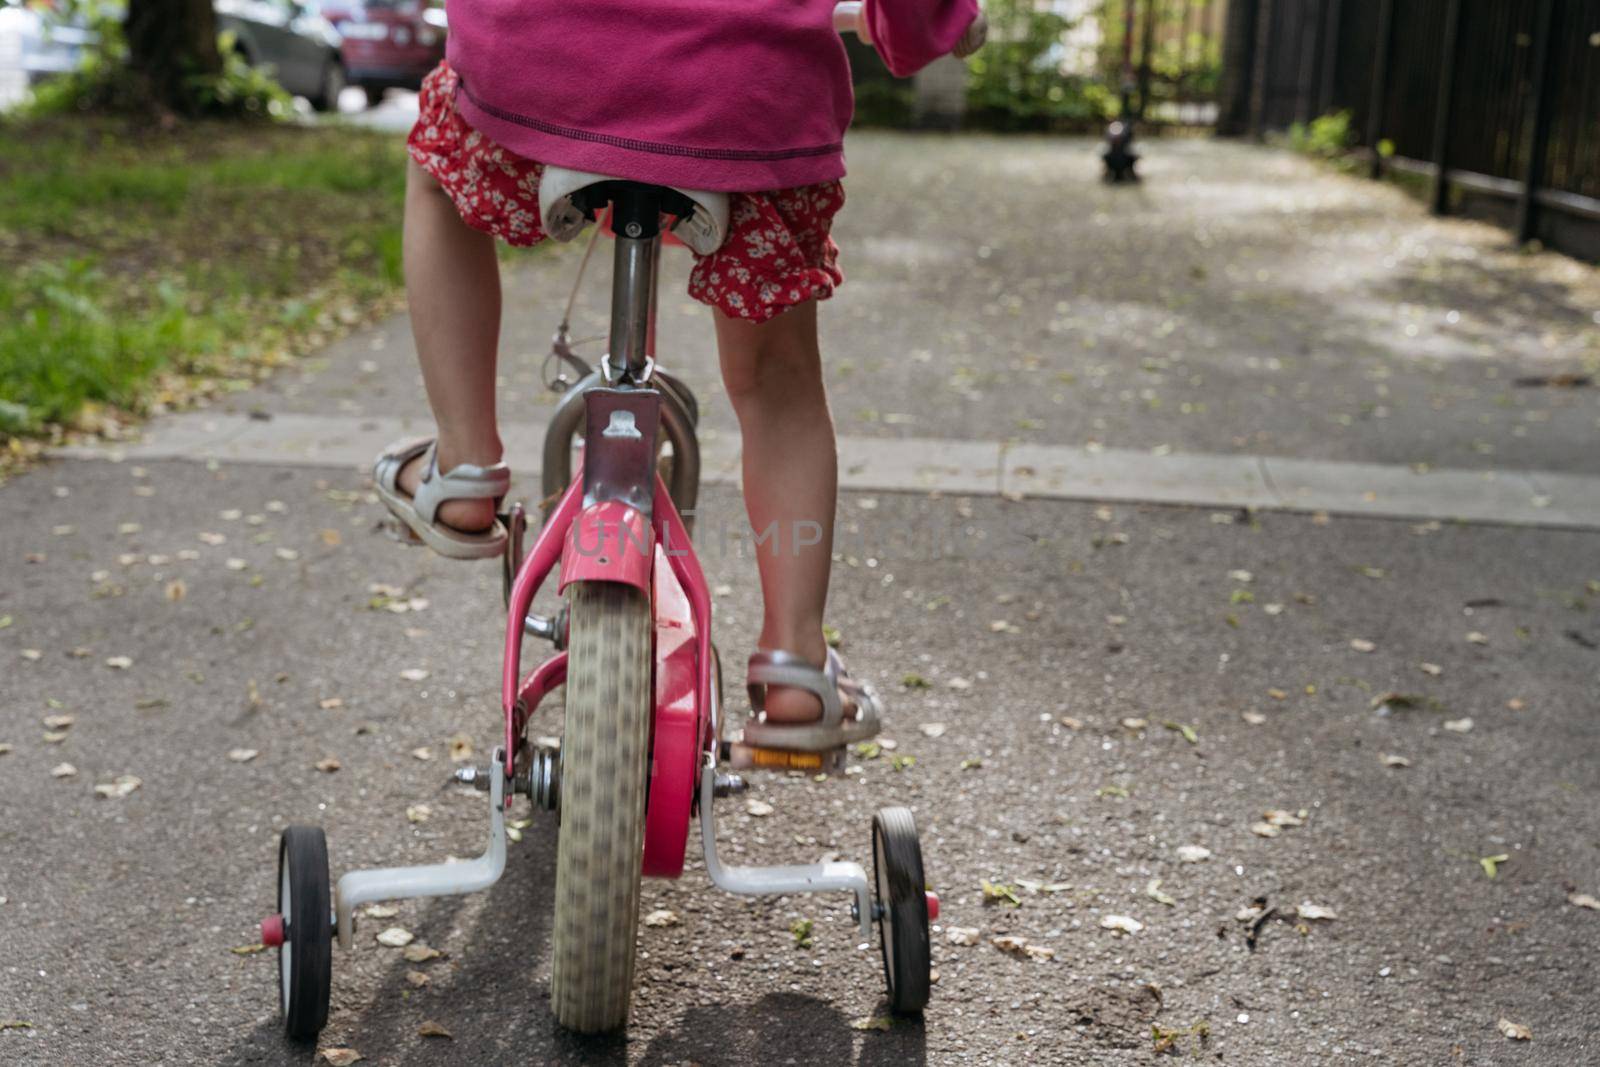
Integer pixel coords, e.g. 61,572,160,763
871,806,932,1014
273,825,333,1041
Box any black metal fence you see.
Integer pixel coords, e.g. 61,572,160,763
1218,0,1600,260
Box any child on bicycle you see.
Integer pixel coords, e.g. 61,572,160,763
373,0,985,750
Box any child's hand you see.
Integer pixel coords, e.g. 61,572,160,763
953,10,987,58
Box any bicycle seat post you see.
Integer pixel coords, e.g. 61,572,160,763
605,185,665,385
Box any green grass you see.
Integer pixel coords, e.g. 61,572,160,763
0,118,409,439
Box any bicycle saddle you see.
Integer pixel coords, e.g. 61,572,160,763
539,166,730,256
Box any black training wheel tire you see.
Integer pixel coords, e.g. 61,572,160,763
872,807,931,1014
278,825,333,1041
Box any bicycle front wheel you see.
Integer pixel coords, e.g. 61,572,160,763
550,580,654,1032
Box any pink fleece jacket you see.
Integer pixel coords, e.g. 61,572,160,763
445,0,979,192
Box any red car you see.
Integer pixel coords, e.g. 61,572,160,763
319,0,445,107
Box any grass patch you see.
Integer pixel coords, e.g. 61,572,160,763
0,117,408,444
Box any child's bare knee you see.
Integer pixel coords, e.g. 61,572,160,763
718,309,824,410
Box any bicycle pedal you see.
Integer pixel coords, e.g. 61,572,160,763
724,742,845,774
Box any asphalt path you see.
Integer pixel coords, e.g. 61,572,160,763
2,131,1598,1065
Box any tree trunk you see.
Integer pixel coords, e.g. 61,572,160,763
124,0,222,115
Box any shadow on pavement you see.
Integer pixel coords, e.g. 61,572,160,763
636,991,926,1067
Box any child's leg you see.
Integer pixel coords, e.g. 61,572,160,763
714,301,838,724
394,159,503,532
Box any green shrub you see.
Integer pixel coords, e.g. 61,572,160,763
965,0,1116,131
1288,110,1356,159
22,20,291,121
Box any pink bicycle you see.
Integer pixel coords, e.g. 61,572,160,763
259,3,936,1038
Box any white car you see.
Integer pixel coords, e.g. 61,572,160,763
0,6,96,107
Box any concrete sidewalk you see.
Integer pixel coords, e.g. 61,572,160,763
2,132,1598,1066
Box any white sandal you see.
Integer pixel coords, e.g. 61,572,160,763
738,647,885,753
372,437,510,560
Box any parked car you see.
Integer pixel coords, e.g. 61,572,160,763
1,2,346,112
217,0,347,111
0,3,95,108
316,0,444,108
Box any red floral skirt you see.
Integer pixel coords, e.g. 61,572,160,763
406,62,846,324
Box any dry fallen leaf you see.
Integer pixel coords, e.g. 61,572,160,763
20,649,42,662
1100,915,1143,935
228,748,259,763
51,762,77,779
1443,718,1474,733
406,804,432,824
1466,631,1489,645
315,757,342,773
1420,662,1443,676
105,656,133,670
1498,1019,1532,1041
1146,879,1176,907
417,1020,452,1039
1241,711,1267,725
947,676,973,691
1176,845,1212,864
1250,823,1281,838
850,1015,892,1031
376,926,415,947
320,1051,363,1066
745,799,774,817
1296,902,1338,921
400,668,430,682
93,775,141,799
165,579,186,602
1380,754,1411,768
1263,809,1307,828
0,744,11,756
402,943,442,963
364,904,399,919
411,747,435,761
1121,717,1148,730
1506,698,1526,711
643,909,680,928
406,969,430,987
447,735,473,763
1566,892,1599,911
42,714,74,730
918,722,947,738
946,926,981,946
319,697,344,710
1349,638,1376,653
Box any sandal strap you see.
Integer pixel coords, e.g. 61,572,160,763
373,436,432,495
747,648,845,729
376,438,511,525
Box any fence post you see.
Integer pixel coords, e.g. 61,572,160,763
1248,0,1275,137
1429,0,1463,216
1365,0,1394,178
1295,1,1321,124
1515,0,1557,244
1318,0,1343,116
